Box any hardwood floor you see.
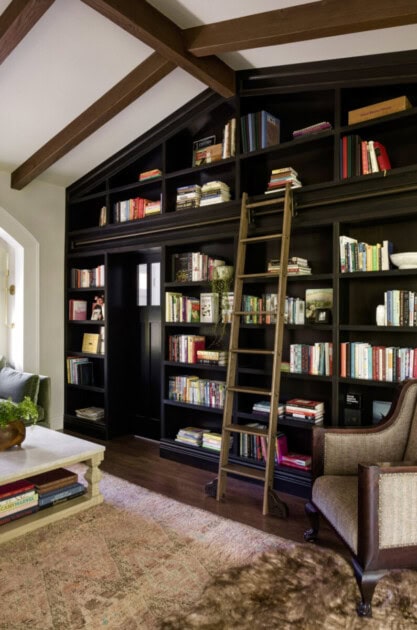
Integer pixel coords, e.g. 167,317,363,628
96,434,346,557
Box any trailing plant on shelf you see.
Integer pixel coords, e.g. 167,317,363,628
209,266,234,347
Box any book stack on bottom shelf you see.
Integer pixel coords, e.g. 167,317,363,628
0,479,39,526
26,467,86,510
75,406,105,422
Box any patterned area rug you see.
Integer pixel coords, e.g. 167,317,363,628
1,470,416,629
0,469,290,629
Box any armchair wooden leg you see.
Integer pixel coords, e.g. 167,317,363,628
352,558,387,617
304,501,320,542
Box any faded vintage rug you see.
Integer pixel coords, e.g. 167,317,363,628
0,470,416,629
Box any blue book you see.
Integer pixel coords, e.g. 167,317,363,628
38,482,86,508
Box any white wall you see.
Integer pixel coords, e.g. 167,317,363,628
0,171,65,429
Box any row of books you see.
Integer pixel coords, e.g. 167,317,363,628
339,235,393,273
290,342,333,376
240,110,280,153
240,294,306,325
0,468,86,526
168,375,226,409
382,290,417,327
340,135,391,179
174,425,312,469
167,334,228,366
66,357,94,385
172,251,227,282
239,429,288,462
192,119,236,167
70,265,105,289
264,166,302,194
340,342,417,382
113,196,161,222
175,181,231,211
165,291,232,324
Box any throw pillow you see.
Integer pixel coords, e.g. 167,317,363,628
0,367,40,403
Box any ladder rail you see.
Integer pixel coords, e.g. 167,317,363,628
214,185,293,516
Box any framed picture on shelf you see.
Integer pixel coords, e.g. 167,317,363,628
91,294,105,321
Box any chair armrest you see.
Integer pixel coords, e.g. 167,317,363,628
357,462,417,562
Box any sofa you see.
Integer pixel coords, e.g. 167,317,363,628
0,365,51,427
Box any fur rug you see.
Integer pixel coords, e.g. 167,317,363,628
160,544,417,629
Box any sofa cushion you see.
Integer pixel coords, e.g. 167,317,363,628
0,367,40,404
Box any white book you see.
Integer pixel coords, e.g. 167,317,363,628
200,293,219,323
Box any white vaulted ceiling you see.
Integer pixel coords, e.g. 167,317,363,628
1,0,417,189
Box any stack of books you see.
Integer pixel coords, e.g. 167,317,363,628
200,181,231,206
175,426,204,447
285,398,324,423
202,431,223,452
0,479,39,526
265,167,302,194
75,406,105,421
267,256,311,275
252,400,285,417
196,349,228,366
292,121,332,138
27,468,86,510
176,184,202,210
280,452,312,470
138,168,162,181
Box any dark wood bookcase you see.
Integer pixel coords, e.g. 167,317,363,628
65,50,417,497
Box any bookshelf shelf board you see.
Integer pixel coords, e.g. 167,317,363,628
67,320,105,326
67,384,105,393
165,158,235,180
338,270,415,279
66,351,105,359
340,325,417,332
236,411,321,430
339,377,398,387
164,360,226,372
163,399,224,413
283,373,333,383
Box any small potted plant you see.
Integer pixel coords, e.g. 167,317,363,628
0,396,39,451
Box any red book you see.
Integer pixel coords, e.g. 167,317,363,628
281,452,312,469
285,398,324,411
0,479,35,500
361,140,369,174
373,141,391,171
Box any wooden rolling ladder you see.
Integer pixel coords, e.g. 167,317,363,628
206,184,294,516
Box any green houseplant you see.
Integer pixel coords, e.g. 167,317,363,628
0,396,39,451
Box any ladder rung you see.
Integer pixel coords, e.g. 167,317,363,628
230,348,274,355
240,233,282,243
238,272,280,280
224,424,268,437
246,197,285,209
221,463,266,481
228,385,271,396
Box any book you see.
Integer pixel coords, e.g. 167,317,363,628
348,95,411,125
38,482,86,508
0,479,35,501
373,141,391,171
281,452,312,469
69,299,87,320
82,333,100,354
26,468,78,494
293,121,332,137
200,293,219,323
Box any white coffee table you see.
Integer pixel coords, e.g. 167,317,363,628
0,425,105,543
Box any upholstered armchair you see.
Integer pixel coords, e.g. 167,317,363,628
304,378,417,617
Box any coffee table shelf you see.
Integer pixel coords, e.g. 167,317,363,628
0,426,105,543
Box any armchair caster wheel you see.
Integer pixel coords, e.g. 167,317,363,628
304,527,318,543
205,478,218,497
357,601,372,617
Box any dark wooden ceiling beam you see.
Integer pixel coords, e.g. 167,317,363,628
81,0,235,98
0,0,55,65
184,0,417,56
11,53,174,190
